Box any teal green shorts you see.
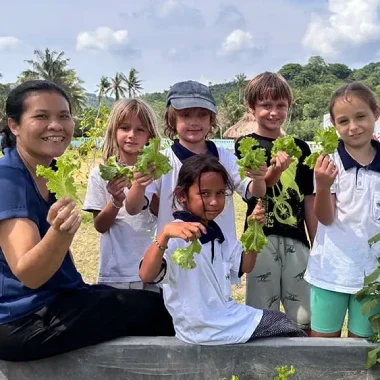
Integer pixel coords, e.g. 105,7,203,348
310,285,380,337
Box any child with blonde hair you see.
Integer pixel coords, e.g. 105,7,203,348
83,98,160,291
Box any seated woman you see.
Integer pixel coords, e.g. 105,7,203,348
0,80,174,362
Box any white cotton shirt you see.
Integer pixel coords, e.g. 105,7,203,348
162,224,263,345
83,166,157,283
148,146,251,239
305,146,380,294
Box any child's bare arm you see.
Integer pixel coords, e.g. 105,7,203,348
314,155,337,225
139,222,206,282
265,151,291,187
246,164,267,197
125,168,155,215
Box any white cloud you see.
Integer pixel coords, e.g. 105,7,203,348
303,0,380,57
0,36,21,50
76,26,129,51
220,29,255,56
168,48,177,57
198,75,211,86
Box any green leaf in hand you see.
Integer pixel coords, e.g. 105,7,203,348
240,218,268,253
271,135,302,160
280,159,304,201
172,239,202,270
135,137,172,180
237,137,267,179
99,156,134,182
36,153,80,202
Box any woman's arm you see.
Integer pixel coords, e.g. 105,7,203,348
0,197,81,289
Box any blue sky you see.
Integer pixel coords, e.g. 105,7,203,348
1,0,380,94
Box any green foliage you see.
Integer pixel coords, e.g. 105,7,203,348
271,135,302,160
36,152,81,202
99,156,133,182
236,137,267,179
274,365,296,380
355,258,380,368
304,127,339,169
135,137,172,179
240,218,268,253
172,239,202,270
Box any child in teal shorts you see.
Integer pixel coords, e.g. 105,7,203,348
304,82,380,337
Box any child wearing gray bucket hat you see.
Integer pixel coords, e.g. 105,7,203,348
165,80,217,114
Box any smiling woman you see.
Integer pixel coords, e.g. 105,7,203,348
0,80,174,362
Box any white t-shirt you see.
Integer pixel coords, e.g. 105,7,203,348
83,166,157,283
305,142,380,293
148,144,251,239
162,221,263,345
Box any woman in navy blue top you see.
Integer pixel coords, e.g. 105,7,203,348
0,80,174,361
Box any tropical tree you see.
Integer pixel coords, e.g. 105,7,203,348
96,76,111,104
109,73,127,100
18,48,86,114
235,73,247,103
122,68,143,98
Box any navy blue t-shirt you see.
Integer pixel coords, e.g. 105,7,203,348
0,148,86,324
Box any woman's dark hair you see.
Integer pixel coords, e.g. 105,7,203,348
329,82,378,124
0,80,72,152
172,154,234,210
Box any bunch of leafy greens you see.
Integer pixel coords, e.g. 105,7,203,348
36,152,81,203
99,156,134,182
355,258,380,368
236,137,267,179
240,217,268,253
172,239,202,270
274,365,296,380
135,137,172,180
269,136,303,227
271,135,302,160
304,127,339,169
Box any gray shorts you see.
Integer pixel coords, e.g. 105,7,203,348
245,235,310,329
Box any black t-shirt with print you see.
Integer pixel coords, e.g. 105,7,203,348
235,133,314,248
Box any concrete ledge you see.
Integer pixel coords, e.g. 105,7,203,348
1,337,379,380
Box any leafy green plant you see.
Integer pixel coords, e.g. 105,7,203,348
355,258,380,368
99,156,134,182
236,137,267,179
240,217,268,253
304,127,339,169
274,365,296,379
36,152,81,203
135,137,172,180
172,239,202,270
271,135,302,160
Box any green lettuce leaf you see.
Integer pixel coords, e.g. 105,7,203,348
99,156,134,182
237,137,267,179
280,158,304,201
305,127,339,169
36,153,80,202
240,218,268,253
369,233,380,248
135,137,172,180
172,239,202,270
271,135,302,160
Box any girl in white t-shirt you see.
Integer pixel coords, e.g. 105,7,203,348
140,154,306,345
305,82,380,338
83,99,159,291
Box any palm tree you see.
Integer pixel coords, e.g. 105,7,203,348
109,73,127,100
235,73,247,104
96,76,111,105
18,48,86,114
122,68,143,98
